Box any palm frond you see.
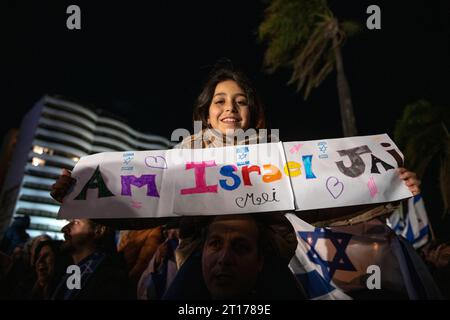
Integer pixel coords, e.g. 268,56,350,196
394,100,450,219
258,0,358,98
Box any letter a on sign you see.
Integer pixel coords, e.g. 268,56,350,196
74,166,115,200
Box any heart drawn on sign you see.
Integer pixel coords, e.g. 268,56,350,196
326,176,344,199
145,156,168,169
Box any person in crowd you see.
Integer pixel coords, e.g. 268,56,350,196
30,240,71,299
163,213,305,299
0,234,52,299
51,218,135,300
28,234,52,270
137,225,179,299
421,240,450,298
203,214,288,299
52,173,166,291
117,227,164,286
0,216,30,256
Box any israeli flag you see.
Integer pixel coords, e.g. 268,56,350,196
285,212,441,300
387,195,430,249
285,213,352,300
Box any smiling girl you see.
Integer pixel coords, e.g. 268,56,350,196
176,67,270,149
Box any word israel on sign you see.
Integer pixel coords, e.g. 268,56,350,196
58,134,412,220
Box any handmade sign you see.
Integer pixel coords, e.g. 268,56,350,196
284,134,410,211
57,134,412,219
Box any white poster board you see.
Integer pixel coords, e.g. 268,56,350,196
283,134,411,211
58,134,412,219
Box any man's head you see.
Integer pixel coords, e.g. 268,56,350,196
201,215,264,299
61,219,115,254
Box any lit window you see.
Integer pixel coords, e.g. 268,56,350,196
31,157,46,167
33,145,54,156
33,145,44,155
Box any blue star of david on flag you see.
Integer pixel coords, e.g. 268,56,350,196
297,228,356,282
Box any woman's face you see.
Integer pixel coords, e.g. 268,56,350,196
208,80,250,135
35,245,55,285
31,235,50,267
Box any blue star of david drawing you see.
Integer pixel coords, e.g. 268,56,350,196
123,156,133,165
238,153,248,160
318,143,328,153
298,228,356,282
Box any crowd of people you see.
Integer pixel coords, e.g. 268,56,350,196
0,64,448,300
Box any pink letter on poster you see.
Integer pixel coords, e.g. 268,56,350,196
181,161,218,195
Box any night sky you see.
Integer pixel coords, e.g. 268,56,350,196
2,0,448,141
1,0,450,237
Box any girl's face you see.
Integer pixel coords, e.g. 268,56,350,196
208,80,250,135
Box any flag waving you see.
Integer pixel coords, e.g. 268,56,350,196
387,194,430,249
285,213,441,300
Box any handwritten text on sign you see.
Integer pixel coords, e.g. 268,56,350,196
58,134,412,219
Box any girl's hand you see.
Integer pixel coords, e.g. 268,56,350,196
50,169,76,203
398,167,421,195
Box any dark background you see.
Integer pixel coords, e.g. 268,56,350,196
1,0,448,139
1,1,449,237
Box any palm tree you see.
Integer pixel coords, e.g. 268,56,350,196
258,0,360,136
394,100,450,217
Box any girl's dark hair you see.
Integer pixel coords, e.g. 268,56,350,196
193,63,266,130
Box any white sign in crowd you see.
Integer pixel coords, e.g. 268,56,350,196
58,134,413,219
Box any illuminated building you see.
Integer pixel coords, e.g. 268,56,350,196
0,95,174,238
